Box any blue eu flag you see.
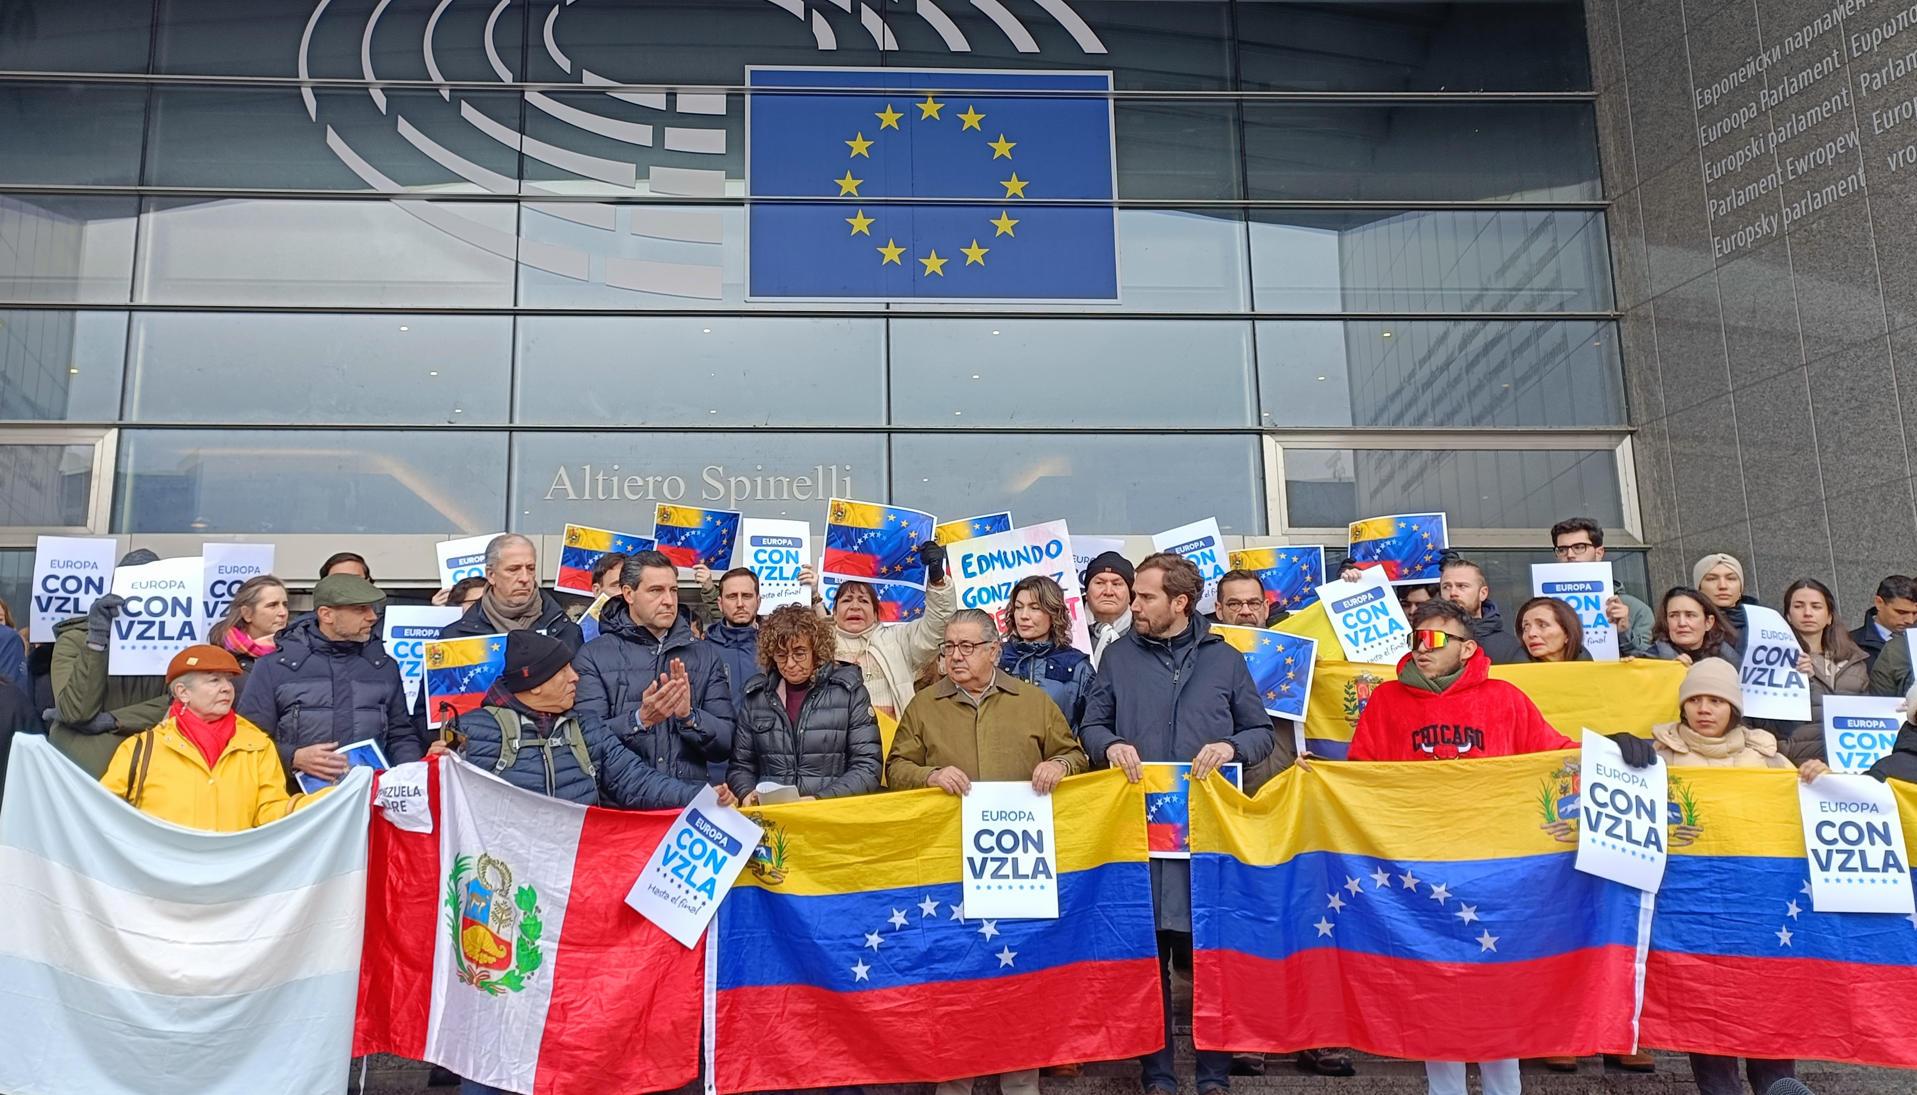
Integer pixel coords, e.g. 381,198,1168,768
747,68,1117,301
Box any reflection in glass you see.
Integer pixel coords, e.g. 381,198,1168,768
1283,447,1624,530
0,445,94,527
887,0,1232,90
1258,319,1625,427
890,319,1255,427
0,196,138,304
114,429,508,534
1250,210,1613,313
894,434,1264,533
155,0,520,80
128,313,511,423
1235,1,1591,92
0,84,146,187
0,310,128,421
1117,102,1240,200
0,0,152,72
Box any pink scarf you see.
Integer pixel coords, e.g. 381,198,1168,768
223,628,276,660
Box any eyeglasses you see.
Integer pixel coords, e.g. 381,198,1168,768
1553,541,1598,558
772,647,814,664
1220,599,1267,611
937,640,996,658
1409,629,1461,651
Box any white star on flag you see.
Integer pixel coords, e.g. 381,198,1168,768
1476,930,1499,953
1801,879,1813,895
864,931,884,951
1907,911,1917,931
1399,869,1421,890
1776,926,1794,947
950,904,966,922
977,920,1000,941
1370,867,1391,889
1326,893,1346,912
1428,882,1450,904
995,946,1018,968
1314,917,1335,938
1454,903,1479,925
919,896,940,918
851,959,872,982
1344,876,1363,895
889,908,909,929
1786,900,1801,921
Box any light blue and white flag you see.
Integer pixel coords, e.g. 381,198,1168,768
0,736,372,1095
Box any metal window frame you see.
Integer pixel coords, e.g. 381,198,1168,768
0,426,118,543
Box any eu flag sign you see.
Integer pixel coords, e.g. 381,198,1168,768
747,68,1117,301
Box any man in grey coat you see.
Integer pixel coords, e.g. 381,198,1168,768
1080,552,1274,1095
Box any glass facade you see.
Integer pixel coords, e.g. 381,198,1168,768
0,0,1640,589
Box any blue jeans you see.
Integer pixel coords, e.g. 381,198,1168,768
1142,930,1231,1094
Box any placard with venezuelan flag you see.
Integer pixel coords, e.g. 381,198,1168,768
822,497,936,586
1348,513,1448,585
1640,769,1917,1067
556,525,654,595
423,634,507,729
1228,546,1325,613
652,505,741,571
934,511,1013,546
1213,624,1315,722
1190,756,1648,1061
713,771,1161,1091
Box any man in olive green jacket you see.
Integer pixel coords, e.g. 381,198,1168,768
47,551,171,778
886,609,1088,794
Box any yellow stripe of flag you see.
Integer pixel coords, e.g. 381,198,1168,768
564,524,615,552
828,498,888,530
1227,547,1278,572
655,504,706,529
424,635,500,669
1348,516,1399,542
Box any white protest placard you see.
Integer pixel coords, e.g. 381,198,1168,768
383,605,464,713
1574,729,1668,893
961,781,1059,920
1153,519,1227,614
435,533,498,589
1071,536,1126,581
1532,562,1619,661
201,542,275,634
1825,695,1906,774
1314,568,1411,664
1798,774,1915,915
29,535,118,642
626,785,764,947
373,761,434,833
739,518,813,611
108,555,204,676
951,520,1092,653
1738,604,1812,721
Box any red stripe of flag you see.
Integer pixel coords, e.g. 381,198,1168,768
353,761,442,1059
556,564,595,595
656,544,701,568
715,957,1161,1093
1193,946,1639,1060
821,548,881,578
1641,951,1917,1067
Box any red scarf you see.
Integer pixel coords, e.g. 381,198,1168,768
171,699,238,769
223,628,276,660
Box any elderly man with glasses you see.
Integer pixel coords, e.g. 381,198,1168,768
1549,516,1653,653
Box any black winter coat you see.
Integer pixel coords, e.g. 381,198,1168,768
1868,724,1917,785
572,599,734,785
706,621,760,716
454,699,702,809
235,615,423,779
1469,601,1527,664
726,663,881,801
439,589,585,653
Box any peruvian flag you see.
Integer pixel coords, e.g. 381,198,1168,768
354,757,702,1095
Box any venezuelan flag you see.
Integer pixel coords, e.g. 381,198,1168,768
652,504,741,570
556,524,654,594
1228,546,1325,612
1640,771,1917,1067
1190,756,1646,1061
1213,624,1315,721
1347,513,1447,585
820,573,927,623
822,497,935,584
1299,658,1686,759
714,771,1162,1091
934,511,1013,546
422,634,506,728
1272,600,1342,651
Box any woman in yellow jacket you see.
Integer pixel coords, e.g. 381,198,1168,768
101,644,322,832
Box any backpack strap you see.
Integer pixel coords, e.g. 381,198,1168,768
559,716,597,782
121,729,158,809
483,706,524,775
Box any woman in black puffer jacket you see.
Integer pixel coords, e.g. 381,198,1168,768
727,605,882,803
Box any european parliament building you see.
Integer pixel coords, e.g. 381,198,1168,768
1,0,1908,612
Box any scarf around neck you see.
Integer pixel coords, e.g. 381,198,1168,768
171,699,238,768
481,589,546,634
223,627,276,659
1673,721,1750,759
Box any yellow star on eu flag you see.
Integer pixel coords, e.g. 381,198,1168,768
990,210,1019,237
916,95,944,120
846,209,874,236
876,103,902,130
961,239,988,265
877,238,905,264
1001,172,1028,198
846,132,873,157
919,250,948,276
988,133,1016,159
958,105,985,130
834,170,862,196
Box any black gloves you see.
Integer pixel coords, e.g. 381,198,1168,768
1609,732,1658,769
918,541,948,584
85,594,126,651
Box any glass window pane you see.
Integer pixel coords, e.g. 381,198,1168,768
1243,103,1599,202
1118,102,1240,201
0,196,138,304
1250,210,1613,313
523,0,876,86
515,317,883,427
509,432,888,527
114,429,508,534
0,84,146,186
1282,447,1624,530
127,313,511,424
0,310,127,420
894,434,1264,534
522,91,741,197
1236,1,1590,92
0,548,32,633
135,198,518,307
1465,548,1653,615
155,0,522,80
886,0,1231,90
1258,320,1625,427
0,444,94,527
0,0,152,72
891,319,1254,427
145,87,520,193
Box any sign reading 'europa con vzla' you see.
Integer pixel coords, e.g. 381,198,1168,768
543,464,859,507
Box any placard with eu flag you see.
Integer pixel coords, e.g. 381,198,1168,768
746,67,1118,301
1213,625,1316,722
1348,513,1449,586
